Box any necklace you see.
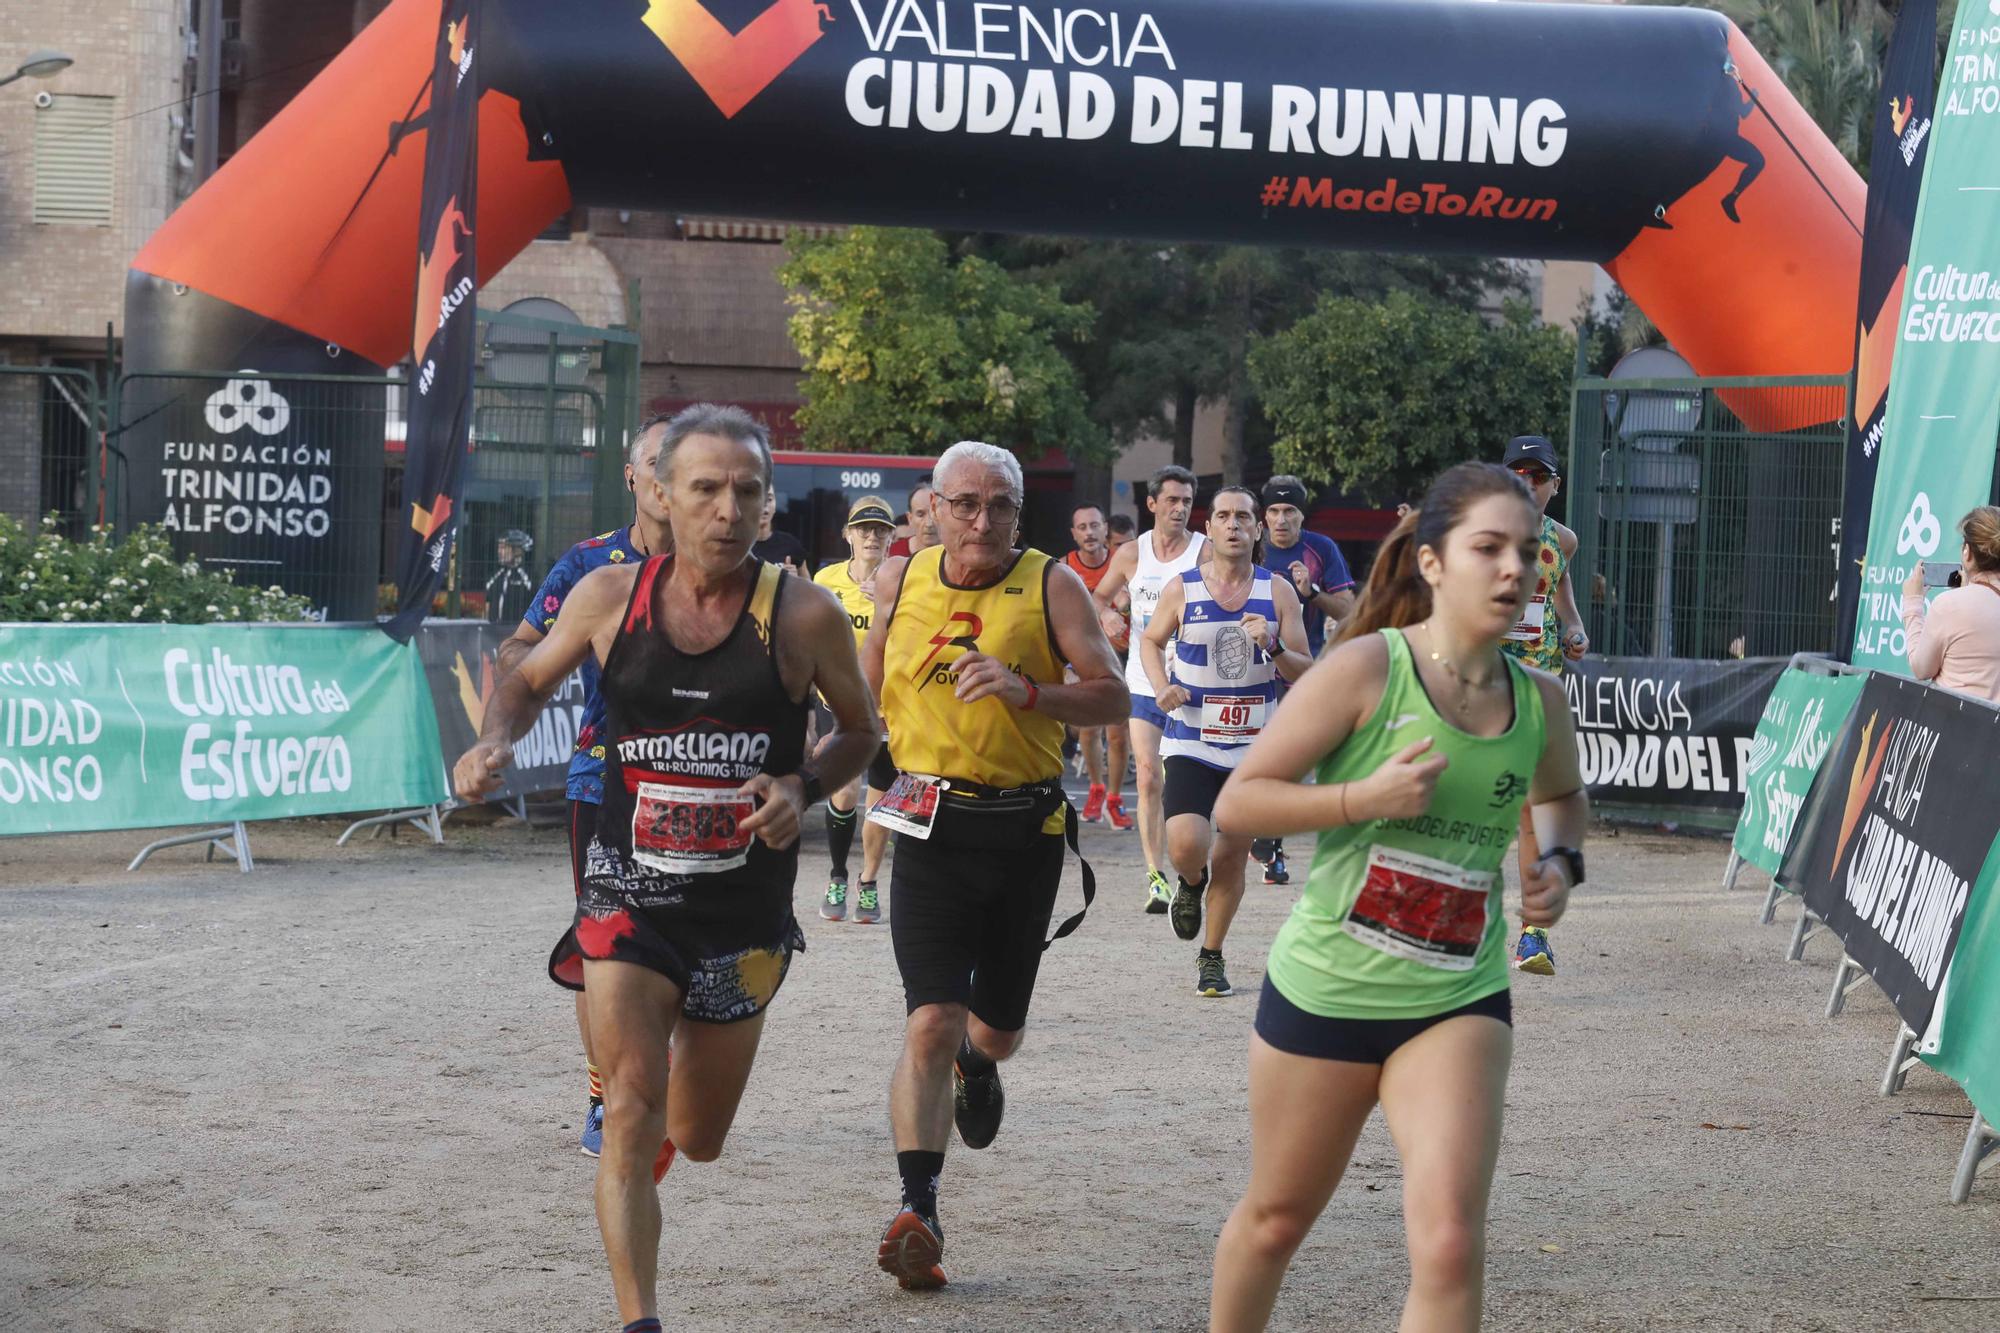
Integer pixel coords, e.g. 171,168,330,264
1417,623,1499,710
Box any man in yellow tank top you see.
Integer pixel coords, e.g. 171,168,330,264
862,441,1128,1292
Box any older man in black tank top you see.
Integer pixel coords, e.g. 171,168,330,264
454,405,879,1333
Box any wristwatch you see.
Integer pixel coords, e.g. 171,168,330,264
1541,845,1586,886
797,770,825,808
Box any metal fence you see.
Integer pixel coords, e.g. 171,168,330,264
1566,375,1849,661
0,365,110,538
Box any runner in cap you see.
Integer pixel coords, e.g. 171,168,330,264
1139,486,1312,997
1089,465,1207,914
1206,462,1588,1332
813,495,902,924
457,404,880,1332
863,440,1126,1292
1497,434,1587,976
498,418,674,1158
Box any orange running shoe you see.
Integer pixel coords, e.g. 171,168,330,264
1080,783,1107,823
1104,794,1135,831
877,1206,947,1290
653,1136,678,1183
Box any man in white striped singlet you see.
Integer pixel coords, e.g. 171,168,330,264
1139,486,1314,998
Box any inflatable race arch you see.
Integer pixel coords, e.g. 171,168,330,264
123,0,1864,614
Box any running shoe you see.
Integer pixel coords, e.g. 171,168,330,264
1104,794,1135,831
1170,875,1205,941
953,1054,1005,1149
1144,868,1171,914
820,877,848,922
854,881,881,925
1081,782,1107,823
878,1206,948,1290
580,1102,604,1158
1263,849,1290,886
1196,951,1234,998
653,1134,677,1184
1514,926,1556,976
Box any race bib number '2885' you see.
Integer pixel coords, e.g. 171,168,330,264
1342,844,1494,971
631,782,756,876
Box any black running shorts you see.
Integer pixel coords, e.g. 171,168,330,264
1162,755,1230,822
1253,977,1512,1065
548,835,805,1025
890,826,1064,1033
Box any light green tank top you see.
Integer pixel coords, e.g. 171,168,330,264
1267,627,1547,1020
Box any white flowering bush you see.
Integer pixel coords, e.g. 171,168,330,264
0,515,312,624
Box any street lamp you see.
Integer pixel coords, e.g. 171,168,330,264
0,50,75,90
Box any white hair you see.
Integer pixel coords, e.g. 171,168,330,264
935,440,1023,503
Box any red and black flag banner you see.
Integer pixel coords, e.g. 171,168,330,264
387,0,481,642
1834,0,1936,660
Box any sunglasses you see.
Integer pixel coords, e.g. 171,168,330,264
1510,465,1555,485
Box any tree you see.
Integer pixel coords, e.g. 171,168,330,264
966,235,1517,483
780,227,1105,458
1252,292,1576,502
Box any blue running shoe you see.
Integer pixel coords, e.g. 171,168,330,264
1513,926,1555,976
580,1102,604,1157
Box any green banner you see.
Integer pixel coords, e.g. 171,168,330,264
1732,666,1868,875
1851,22,2000,669
0,624,445,835
1921,835,2000,1124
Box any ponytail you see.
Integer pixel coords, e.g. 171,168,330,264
1334,461,1535,648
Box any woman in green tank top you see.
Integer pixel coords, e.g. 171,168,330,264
1206,463,1591,1333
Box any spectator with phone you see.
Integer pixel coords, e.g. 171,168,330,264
1903,505,2000,701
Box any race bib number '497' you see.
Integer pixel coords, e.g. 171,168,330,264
1199,694,1267,745
1342,844,1495,971
1503,596,1546,644
632,782,757,876
868,772,946,840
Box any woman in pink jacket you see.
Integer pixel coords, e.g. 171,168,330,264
1904,505,2000,701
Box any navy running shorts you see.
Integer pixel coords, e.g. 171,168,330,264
1254,978,1512,1065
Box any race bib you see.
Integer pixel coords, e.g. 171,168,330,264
631,782,757,876
1341,844,1494,971
1503,596,1547,643
868,772,948,840
1199,693,1267,745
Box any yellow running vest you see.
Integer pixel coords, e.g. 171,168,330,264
881,546,1067,812
813,558,876,650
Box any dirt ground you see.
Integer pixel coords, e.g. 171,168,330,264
3,802,1996,1333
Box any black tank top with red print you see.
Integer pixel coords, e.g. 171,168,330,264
594,555,806,887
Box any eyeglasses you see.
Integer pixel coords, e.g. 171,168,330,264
943,493,1021,525
1510,465,1554,485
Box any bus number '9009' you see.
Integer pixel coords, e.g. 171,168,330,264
840,470,882,490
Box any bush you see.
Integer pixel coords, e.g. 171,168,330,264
0,515,315,624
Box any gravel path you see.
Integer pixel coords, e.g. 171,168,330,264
2,811,1995,1331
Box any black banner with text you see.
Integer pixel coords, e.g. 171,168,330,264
417,621,585,802
1566,656,1786,812
1778,673,1993,1035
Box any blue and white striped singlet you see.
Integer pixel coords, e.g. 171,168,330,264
1161,566,1282,771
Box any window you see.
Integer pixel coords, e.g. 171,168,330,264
34,94,115,226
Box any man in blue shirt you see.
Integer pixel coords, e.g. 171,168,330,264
498,415,674,1158
1251,475,1358,886
1258,475,1356,657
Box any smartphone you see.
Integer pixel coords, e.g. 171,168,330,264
1921,561,1963,589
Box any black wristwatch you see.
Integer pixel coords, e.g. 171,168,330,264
796,770,825,807
1541,845,1586,887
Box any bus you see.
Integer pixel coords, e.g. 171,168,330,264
770,449,1075,569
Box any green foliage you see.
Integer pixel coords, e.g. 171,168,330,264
1252,292,1577,502
0,515,314,624
780,227,1105,459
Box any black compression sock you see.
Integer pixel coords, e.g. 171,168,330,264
826,805,857,880
1179,872,1209,896
1198,947,1223,960
897,1149,944,1220
956,1035,996,1078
